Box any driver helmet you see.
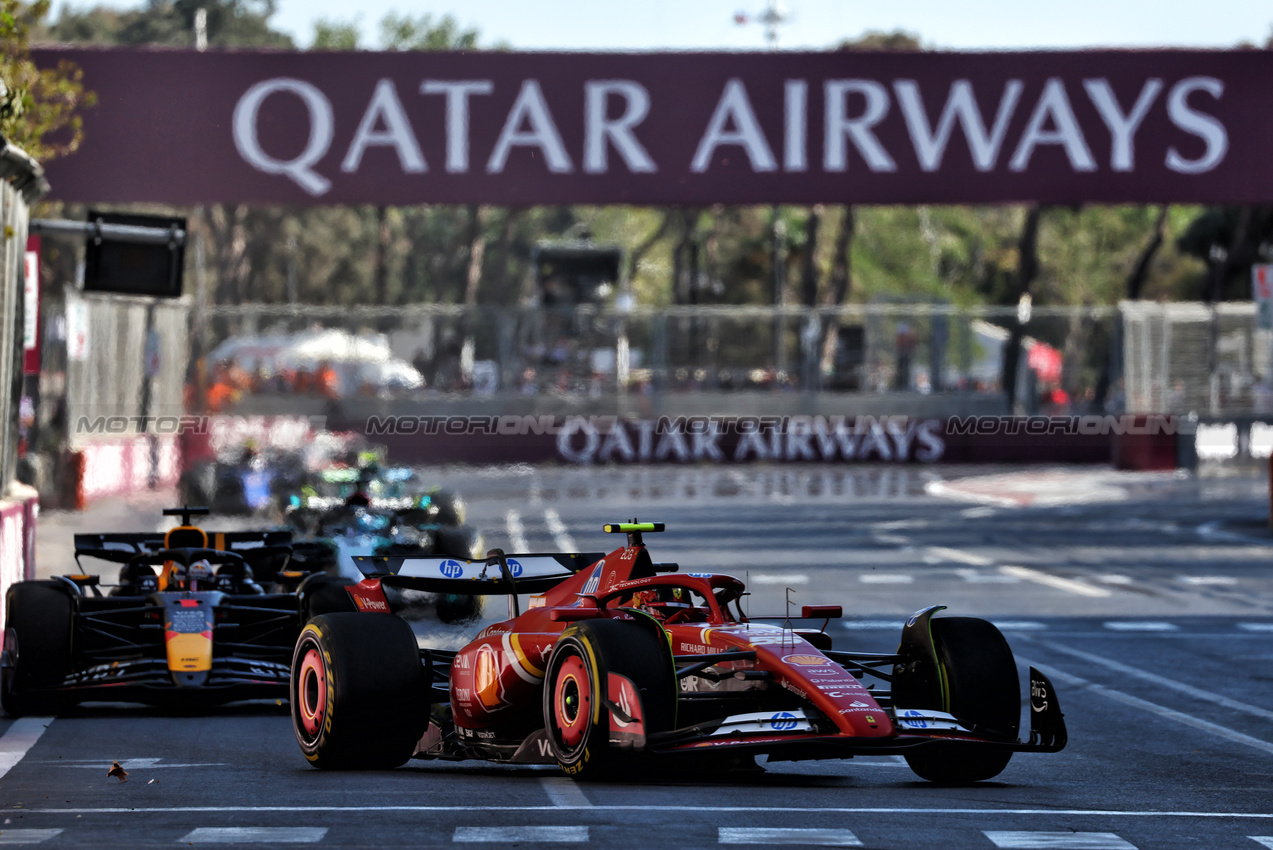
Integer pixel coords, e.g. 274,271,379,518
188,559,214,584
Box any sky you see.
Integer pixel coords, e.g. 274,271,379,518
253,0,1268,52
43,0,1273,51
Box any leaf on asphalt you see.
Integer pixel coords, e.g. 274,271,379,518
107,760,128,783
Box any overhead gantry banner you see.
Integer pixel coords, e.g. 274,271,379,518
33,46,1273,206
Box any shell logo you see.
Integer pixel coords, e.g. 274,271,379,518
475,644,503,709
783,654,828,666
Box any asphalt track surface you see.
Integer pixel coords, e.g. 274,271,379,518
4,464,1273,848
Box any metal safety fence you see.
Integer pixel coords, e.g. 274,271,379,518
198,302,1120,414
1121,301,1273,416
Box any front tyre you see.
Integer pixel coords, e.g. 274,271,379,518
542,618,675,780
904,617,1019,784
2,582,75,717
290,613,427,769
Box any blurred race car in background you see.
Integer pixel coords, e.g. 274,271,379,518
289,522,1067,784
284,464,484,582
0,507,354,716
180,443,308,517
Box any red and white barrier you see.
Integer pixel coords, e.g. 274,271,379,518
0,487,38,628
72,436,180,507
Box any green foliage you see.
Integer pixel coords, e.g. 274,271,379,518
379,12,477,51
311,19,357,50
0,0,95,161
44,0,293,47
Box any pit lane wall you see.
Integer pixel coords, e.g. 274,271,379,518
0,140,49,623
339,414,1182,469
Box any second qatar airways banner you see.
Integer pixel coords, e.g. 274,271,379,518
33,46,1273,206
352,414,1179,467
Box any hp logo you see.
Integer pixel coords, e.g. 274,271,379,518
769,711,798,731
506,558,524,577
439,559,464,578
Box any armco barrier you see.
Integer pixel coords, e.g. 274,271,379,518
0,487,39,629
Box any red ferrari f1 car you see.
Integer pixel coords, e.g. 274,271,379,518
290,523,1066,784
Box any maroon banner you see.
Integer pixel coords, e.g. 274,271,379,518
33,46,1273,207
328,414,1171,467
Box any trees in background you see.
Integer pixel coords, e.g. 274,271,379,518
0,0,95,161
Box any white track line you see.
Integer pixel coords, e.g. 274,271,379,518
543,509,576,551
0,717,52,781
1038,641,1273,722
0,829,62,844
999,565,1110,598
859,574,914,584
926,547,994,567
719,827,863,846
454,826,588,843
984,831,1135,849
505,510,529,552
181,828,327,844
1018,656,1273,756
19,806,1273,818
752,574,810,585
1103,622,1177,632
539,777,592,808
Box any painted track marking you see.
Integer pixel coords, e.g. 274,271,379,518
956,568,1019,584
454,826,588,843
752,574,810,585
1103,622,1177,632
1249,838,1273,849
926,546,994,566
999,565,1110,598
540,777,592,808
181,827,327,844
44,758,227,769
719,827,862,846
1036,640,1273,721
842,620,904,631
984,831,1136,849
1018,655,1273,756
0,718,52,781
0,829,62,845
859,574,914,584
543,509,576,551
19,806,1273,818
505,510,529,551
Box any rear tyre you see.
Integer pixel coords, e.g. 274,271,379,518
290,613,427,769
542,618,675,781
2,582,75,717
904,617,1019,784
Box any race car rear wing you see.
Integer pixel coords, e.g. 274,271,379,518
352,552,606,595
74,530,294,565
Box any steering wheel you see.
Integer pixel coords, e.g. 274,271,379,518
663,608,691,625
